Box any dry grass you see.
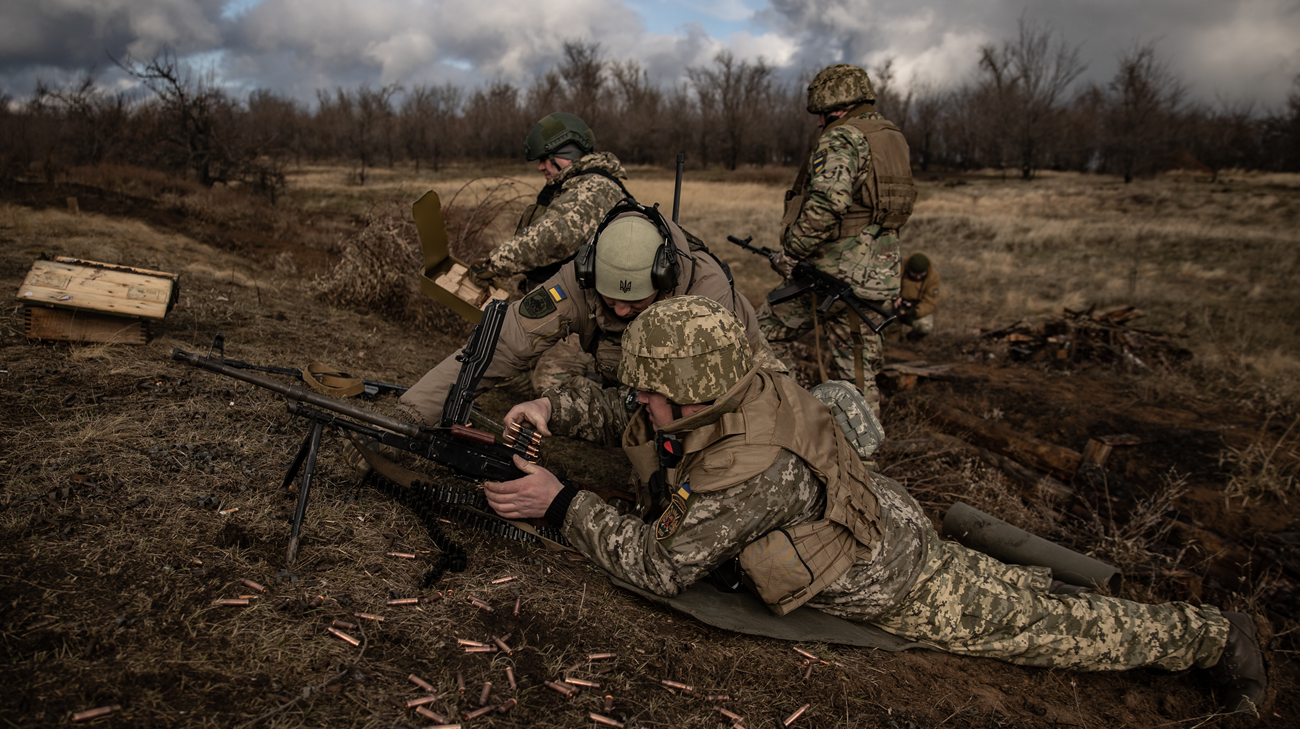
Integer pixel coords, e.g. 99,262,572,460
1220,413,1300,505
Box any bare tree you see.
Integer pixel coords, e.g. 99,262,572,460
687,51,776,169
556,41,606,128
1188,97,1259,182
978,16,1087,178
1101,41,1186,182
401,83,462,172
316,83,401,185
463,79,524,159
606,59,665,164
32,71,132,168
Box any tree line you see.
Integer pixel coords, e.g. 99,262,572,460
3,19,1299,201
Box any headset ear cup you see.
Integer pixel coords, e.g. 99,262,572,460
651,242,678,293
575,240,597,289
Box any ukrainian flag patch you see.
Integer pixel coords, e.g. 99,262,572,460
655,481,693,542
811,152,828,175
547,285,567,303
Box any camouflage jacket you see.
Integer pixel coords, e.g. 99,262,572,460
487,152,629,281
782,111,903,301
899,265,941,319
398,217,783,426
547,369,929,618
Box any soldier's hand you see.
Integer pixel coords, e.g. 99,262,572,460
467,254,497,289
769,251,798,279
483,455,564,520
503,398,554,440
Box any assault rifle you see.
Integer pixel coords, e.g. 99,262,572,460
727,235,897,334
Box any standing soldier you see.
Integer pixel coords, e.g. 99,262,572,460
758,64,916,416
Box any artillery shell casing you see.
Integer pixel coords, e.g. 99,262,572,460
354,612,385,621
505,667,517,690
71,706,121,722
463,705,494,720
490,576,517,584
478,681,492,705
387,597,419,606
586,652,616,661
217,598,249,607
409,674,436,692
783,703,811,726
497,698,517,713
793,647,818,660
406,695,440,708
331,620,356,630
241,578,266,593
718,708,744,722
589,713,624,728
415,705,448,723
565,677,600,688
327,627,360,646
386,551,417,559
512,596,521,616
492,636,512,654
660,679,693,693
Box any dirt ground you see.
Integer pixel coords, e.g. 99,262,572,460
1,176,1296,728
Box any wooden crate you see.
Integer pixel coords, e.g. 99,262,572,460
15,257,178,344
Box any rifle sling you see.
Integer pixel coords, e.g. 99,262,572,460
347,434,577,553
301,362,366,398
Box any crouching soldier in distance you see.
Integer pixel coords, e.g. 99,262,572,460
395,201,784,430
894,252,940,341
483,295,1269,718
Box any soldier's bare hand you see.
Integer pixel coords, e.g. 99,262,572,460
483,455,563,520
503,398,553,440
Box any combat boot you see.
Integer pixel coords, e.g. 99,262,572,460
1211,611,1267,716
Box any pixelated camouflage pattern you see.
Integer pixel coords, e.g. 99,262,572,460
618,297,755,405
758,294,888,416
806,64,876,113
543,376,633,446
487,152,628,278
783,119,902,301
809,380,884,461
529,333,596,394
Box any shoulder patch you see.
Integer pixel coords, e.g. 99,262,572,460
547,284,567,303
519,288,557,319
654,481,693,542
811,152,828,175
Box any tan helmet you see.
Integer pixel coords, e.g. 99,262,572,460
806,63,875,114
618,296,753,404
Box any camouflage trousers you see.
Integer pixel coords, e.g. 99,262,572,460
903,312,933,338
868,534,1230,672
757,293,886,416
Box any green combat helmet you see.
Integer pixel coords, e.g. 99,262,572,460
618,296,753,405
806,63,875,114
906,252,930,274
523,112,595,161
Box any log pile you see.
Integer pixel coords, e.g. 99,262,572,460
983,306,1190,367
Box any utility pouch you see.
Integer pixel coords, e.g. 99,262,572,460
738,520,858,616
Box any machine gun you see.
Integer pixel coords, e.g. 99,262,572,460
206,331,408,400
170,299,582,569
726,235,897,335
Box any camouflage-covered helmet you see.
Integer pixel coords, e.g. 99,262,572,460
806,63,875,114
524,112,595,161
618,296,753,405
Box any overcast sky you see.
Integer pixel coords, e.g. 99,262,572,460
2,0,1297,111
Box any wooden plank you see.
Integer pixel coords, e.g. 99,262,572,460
926,403,1083,481
24,306,148,345
15,259,177,320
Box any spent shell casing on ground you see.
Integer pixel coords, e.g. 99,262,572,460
456,671,466,693
588,713,624,728
387,597,419,606
327,627,360,646
718,707,744,722
468,597,494,612
216,598,249,607
505,667,517,690
408,674,436,692
564,678,600,688
240,578,266,593
463,705,494,721
457,638,489,647
512,596,521,616
659,679,693,693
603,695,614,713
490,576,517,584
386,552,416,559
416,705,448,722
478,681,493,706
331,619,357,630
793,647,818,660
463,645,496,653
705,695,732,702
71,706,121,722
354,612,385,622
783,703,811,726
586,652,616,661
802,663,814,680
405,695,440,708
307,595,325,608
544,681,578,697
497,698,517,713
492,636,512,654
